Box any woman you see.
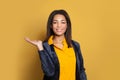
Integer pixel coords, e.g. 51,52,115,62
25,9,87,80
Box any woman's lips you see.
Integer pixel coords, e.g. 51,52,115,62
56,29,62,32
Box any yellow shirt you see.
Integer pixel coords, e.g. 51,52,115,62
48,36,76,80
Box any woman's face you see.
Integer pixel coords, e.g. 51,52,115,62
52,14,67,36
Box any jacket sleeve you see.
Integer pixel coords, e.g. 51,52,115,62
38,49,55,76
76,42,87,80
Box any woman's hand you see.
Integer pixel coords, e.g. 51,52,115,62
24,37,44,51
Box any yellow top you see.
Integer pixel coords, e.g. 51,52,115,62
48,36,76,80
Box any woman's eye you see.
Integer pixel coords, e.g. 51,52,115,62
62,22,66,24
53,22,57,24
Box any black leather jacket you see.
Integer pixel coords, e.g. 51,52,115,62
38,40,87,80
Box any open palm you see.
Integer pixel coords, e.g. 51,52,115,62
25,37,43,50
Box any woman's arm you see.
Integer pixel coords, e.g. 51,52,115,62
38,49,55,76
72,40,87,80
25,37,55,76
77,43,87,80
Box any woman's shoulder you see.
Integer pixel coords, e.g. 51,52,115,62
71,40,80,47
72,40,80,44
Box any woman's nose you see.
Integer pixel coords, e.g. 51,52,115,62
57,22,61,27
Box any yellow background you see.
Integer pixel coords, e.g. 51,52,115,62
0,0,120,80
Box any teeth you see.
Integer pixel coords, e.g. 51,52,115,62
56,29,61,31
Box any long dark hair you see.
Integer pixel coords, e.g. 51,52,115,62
45,9,72,47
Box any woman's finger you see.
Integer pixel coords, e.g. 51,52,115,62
25,37,31,42
24,37,36,45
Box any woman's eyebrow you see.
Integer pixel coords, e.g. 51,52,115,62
53,20,66,21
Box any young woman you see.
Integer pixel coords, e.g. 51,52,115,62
25,9,87,80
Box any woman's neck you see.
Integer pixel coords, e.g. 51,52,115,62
53,35,65,44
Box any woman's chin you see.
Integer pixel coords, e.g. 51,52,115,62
54,33,64,36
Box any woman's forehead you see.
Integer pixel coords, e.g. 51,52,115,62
53,14,66,20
